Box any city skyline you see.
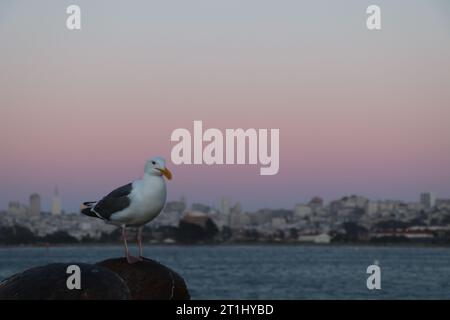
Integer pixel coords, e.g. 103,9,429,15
1,1,450,213
1,189,446,215
2,187,449,247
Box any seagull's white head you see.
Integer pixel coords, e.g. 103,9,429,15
144,156,172,180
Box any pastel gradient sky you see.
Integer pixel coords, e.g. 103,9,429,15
1,0,450,213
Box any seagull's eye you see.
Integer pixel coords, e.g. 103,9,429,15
151,161,156,165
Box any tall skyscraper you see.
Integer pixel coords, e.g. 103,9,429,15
420,192,436,209
220,197,230,215
29,193,41,215
51,187,62,215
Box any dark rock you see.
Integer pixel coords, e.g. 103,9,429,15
41,231,79,244
0,262,130,300
177,214,219,243
97,257,190,300
0,225,38,245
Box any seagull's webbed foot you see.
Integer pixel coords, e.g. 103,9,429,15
126,255,143,264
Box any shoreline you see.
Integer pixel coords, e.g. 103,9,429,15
1,241,450,249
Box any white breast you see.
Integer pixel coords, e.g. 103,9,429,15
109,175,167,227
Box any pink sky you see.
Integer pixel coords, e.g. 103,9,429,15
1,1,450,212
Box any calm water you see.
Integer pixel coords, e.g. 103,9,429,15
0,245,449,299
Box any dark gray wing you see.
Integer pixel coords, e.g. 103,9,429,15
92,183,133,220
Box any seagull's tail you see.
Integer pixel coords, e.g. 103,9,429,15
80,201,97,217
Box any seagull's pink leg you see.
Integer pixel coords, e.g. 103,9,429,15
121,225,131,260
122,225,140,264
137,228,142,257
137,227,144,258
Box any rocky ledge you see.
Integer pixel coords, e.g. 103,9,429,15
0,257,190,300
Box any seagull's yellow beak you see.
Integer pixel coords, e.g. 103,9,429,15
158,167,172,180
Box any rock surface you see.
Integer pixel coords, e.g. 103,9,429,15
97,257,190,300
0,262,130,300
0,258,190,300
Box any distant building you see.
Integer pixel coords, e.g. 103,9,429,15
191,203,210,213
308,196,324,208
340,195,368,209
298,233,331,244
232,202,242,214
51,187,62,215
420,192,436,209
7,201,28,215
180,195,187,208
230,202,244,228
377,200,398,212
365,201,378,216
271,217,286,228
164,199,186,213
220,197,230,215
329,195,368,216
153,210,181,227
294,204,313,219
407,202,422,211
233,212,250,229
436,198,450,209
29,193,41,215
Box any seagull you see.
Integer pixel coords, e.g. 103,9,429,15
81,156,172,263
